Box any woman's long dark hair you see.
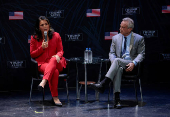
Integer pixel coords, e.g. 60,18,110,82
33,16,54,41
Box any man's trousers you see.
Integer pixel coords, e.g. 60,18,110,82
106,58,132,93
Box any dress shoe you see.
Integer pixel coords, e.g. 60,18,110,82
89,83,105,93
37,85,43,91
114,99,122,109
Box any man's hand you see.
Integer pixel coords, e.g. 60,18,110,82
125,62,135,72
52,55,60,63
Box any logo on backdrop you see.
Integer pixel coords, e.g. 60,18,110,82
46,10,64,18
0,37,5,44
122,7,140,15
86,9,100,17
65,33,83,41
162,5,170,13
9,11,23,20
140,30,158,38
7,60,26,68
105,32,118,40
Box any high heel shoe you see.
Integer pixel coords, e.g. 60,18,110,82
37,85,43,91
54,102,62,107
52,99,62,107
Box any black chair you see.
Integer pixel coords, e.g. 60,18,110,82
29,58,70,103
108,61,143,105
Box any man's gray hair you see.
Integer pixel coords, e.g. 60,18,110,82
122,17,134,29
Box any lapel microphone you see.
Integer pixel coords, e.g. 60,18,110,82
44,31,47,42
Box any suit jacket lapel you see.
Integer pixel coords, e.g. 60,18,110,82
130,32,134,52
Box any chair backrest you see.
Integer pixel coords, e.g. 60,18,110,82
30,58,39,79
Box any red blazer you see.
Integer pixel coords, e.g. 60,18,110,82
30,32,66,69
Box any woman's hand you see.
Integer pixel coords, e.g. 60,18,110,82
41,40,48,49
52,55,60,63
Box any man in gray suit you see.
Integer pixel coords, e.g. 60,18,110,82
90,17,145,109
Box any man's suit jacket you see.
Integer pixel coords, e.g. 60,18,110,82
30,32,66,69
109,32,145,64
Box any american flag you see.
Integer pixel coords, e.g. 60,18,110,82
28,35,31,43
105,32,118,40
162,5,170,13
86,9,100,17
9,11,23,20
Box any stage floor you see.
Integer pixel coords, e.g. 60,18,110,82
0,83,170,117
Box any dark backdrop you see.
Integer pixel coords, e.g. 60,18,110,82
0,0,170,91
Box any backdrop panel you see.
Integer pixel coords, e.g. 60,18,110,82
0,0,170,90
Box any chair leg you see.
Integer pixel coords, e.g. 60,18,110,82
95,91,99,101
78,84,82,99
29,78,34,103
29,78,45,103
65,79,69,102
134,80,138,105
108,82,111,104
139,78,143,102
42,88,45,102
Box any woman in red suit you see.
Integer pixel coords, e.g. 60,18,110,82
30,16,66,106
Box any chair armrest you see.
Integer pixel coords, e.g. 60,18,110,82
31,58,38,64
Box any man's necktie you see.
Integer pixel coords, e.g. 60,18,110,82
122,37,127,55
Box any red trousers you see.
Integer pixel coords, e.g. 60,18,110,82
38,57,63,97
